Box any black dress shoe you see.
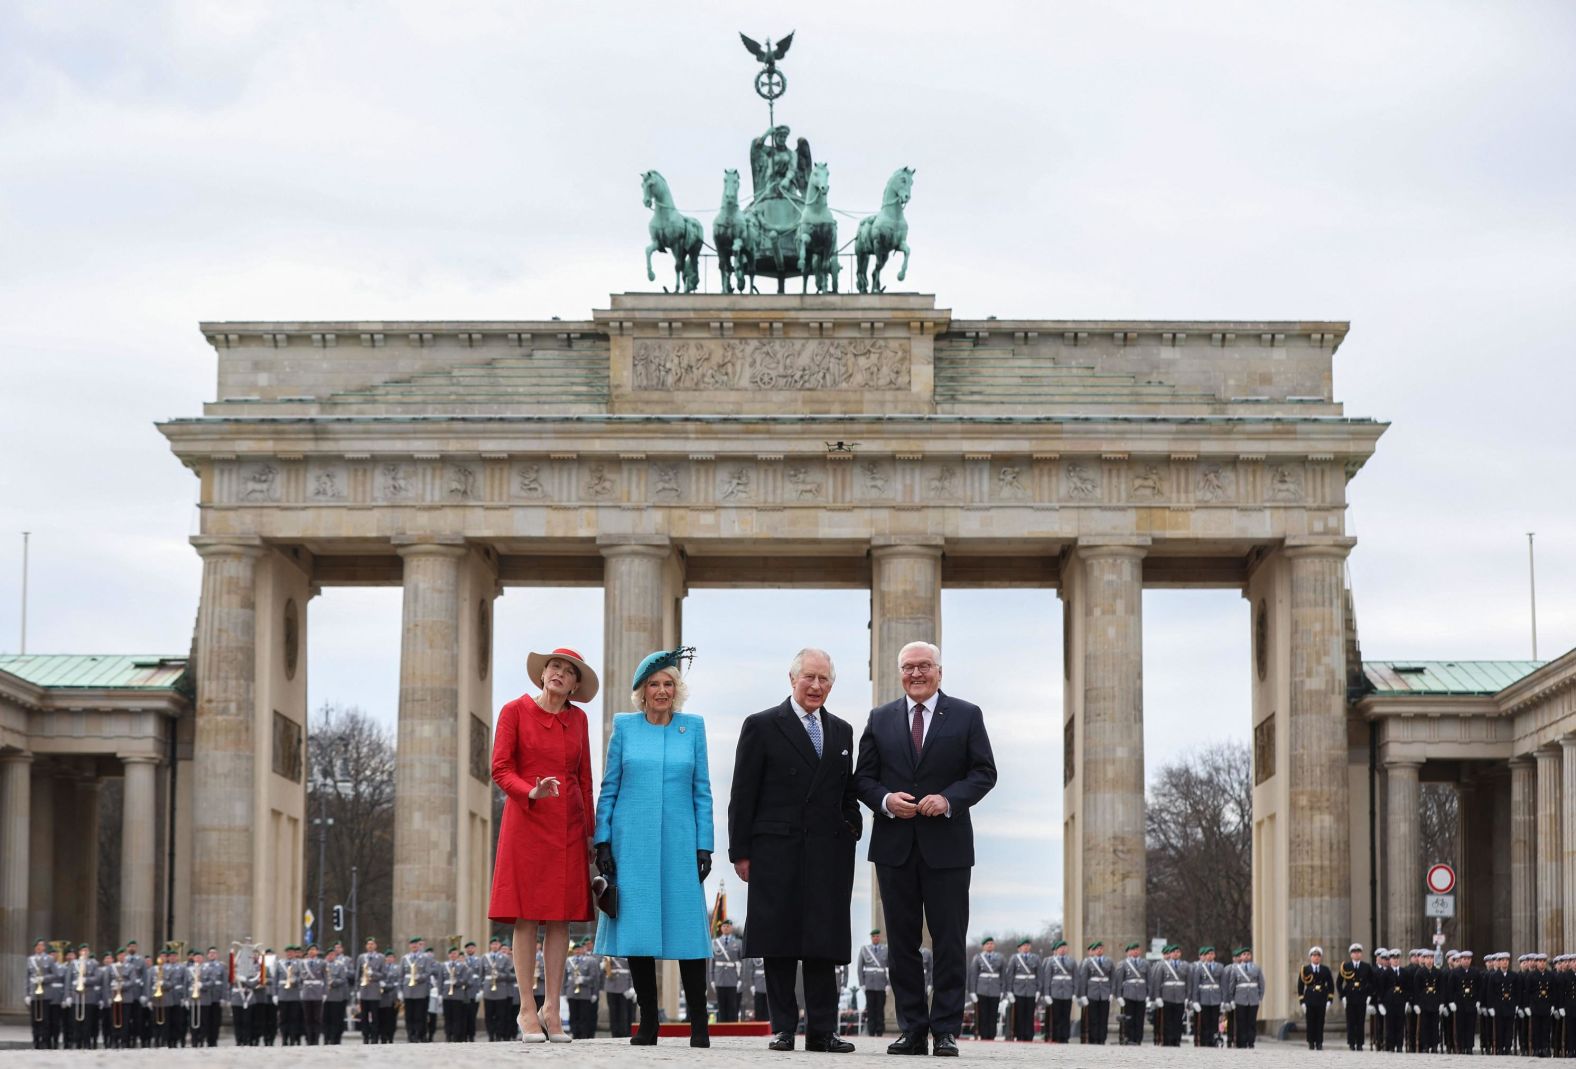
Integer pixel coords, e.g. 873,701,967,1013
769,1032,795,1051
806,1033,855,1053
887,1031,929,1055
932,1033,959,1057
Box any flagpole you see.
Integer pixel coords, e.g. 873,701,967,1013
19,531,28,654
1527,532,1538,660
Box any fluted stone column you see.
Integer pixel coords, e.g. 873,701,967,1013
1562,736,1576,951
601,537,681,740
393,540,467,945
1509,756,1536,958
0,753,32,1013
27,770,53,946
1455,780,1475,949
1076,540,1147,948
1284,542,1353,971
119,756,159,948
1384,759,1422,945
77,777,102,947
190,539,264,948
1534,745,1563,951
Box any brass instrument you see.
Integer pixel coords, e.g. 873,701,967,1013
152,965,165,1000
31,959,44,997
191,963,204,1029
487,954,498,993
112,963,124,1003
110,963,125,1031
284,960,297,990
408,956,420,988
74,955,87,1023
361,957,373,989
29,957,44,1025
446,962,458,997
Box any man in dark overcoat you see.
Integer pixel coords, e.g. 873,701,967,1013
729,647,862,1054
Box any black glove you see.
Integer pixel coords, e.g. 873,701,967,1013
697,850,712,881
595,842,616,878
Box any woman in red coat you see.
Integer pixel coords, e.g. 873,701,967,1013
489,646,598,1043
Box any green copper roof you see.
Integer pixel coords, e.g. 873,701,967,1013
0,654,189,691
1362,660,1544,697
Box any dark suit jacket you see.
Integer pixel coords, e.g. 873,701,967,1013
854,690,996,869
728,699,862,961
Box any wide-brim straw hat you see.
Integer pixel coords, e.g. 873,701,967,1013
526,647,599,701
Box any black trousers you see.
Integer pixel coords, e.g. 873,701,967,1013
233,1004,253,1045
752,991,769,1022
378,1003,398,1042
1196,1004,1220,1046
168,1004,188,1046
1010,995,1035,1040
607,991,634,1037
1344,995,1367,1047
325,1000,347,1043
1232,1003,1258,1047
1161,1000,1183,1045
1083,998,1110,1043
260,1001,277,1044
1304,998,1326,1048
358,998,378,1041
975,994,1000,1039
1049,997,1071,1042
715,985,740,1022
766,958,837,1037
403,997,428,1042
278,1000,302,1044
1118,997,1144,1044
1453,1004,1477,1053
442,998,466,1040
481,997,503,1040
567,997,598,1038
1531,1013,1553,1056
303,998,324,1044
31,999,54,1048
864,988,886,1035
876,853,970,1038
73,1003,100,1048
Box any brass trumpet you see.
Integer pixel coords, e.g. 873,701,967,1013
361,958,373,988
283,960,297,990
408,956,420,988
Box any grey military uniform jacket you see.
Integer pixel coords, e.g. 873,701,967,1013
1149,958,1191,1004
532,951,546,998
28,953,65,1006
355,952,385,1001
438,959,471,999
1188,960,1224,1006
1223,962,1264,1006
68,958,102,1007
565,954,601,1001
325,958,351,1002
398,953,433,1000
274,958,304,1003
298,957,327,1001
1008,952,1042,998
158,963,189,1008
1040,953,1077,1001
200,960,228,1004
1117,956,1150,1002
1076,955,1114,1001
604,956,633,997
968,951,1005,998
464,955,485,1000
711,936,743,989
858,944,889,991
481,952,515,1001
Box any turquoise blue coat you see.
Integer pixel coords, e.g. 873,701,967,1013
592,712,714,959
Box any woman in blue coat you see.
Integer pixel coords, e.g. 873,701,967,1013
593,647,714,1046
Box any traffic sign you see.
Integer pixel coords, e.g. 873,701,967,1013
1425,863,1456,895
1425,893,1455,918
303,908,315,929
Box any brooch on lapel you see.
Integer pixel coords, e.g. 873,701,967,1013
678,725,687,734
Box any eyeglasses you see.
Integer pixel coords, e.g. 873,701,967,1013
899,662,936,675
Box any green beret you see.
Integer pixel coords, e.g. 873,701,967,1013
1199,945,1214,954
1087,941,1104,951
1125,942,1141,952
78,943,90,950
1018,939,1033,948
981,936,995,944
408,937,422,945
1234,946,1251,955
1051,940,1067,951
464,941,476,949
870,929,882,936
1163,944,1179,954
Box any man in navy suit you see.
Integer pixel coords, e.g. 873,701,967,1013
855,641,997,1057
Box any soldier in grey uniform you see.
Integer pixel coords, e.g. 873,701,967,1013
399,937,434,1042
121,941,148,1048
1038,939,1076,1043
1115,942,1149,1046
1007,939,1041,1041
378,949,400,1042
604,954,635,1038
166,947,193,1046
324,946,352,1044
501,942,522,1039
299,944,329,1044
1148,943,1190,1046
67,942,103,1049
354,937,383,1043
194,947,227,1046
230,946,265,1046
439,944,471,1041
859,929,890,1036
967,936,1005,1040
1222,944,1263,1048
565,940,603,1039
274,945,304,1045
462,941,485,1041
710,919,744,1022
26,938,63,1049
531,938,547,1011
739,956,762,1022
114,946,144,1049
480,937,512,1041
1188,945,1224,1046
1075,940,1114,1044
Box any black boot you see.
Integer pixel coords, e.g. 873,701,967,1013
629,957,659,1045
680,958,710,1048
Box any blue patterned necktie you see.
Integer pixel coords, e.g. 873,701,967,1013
803,713,823,758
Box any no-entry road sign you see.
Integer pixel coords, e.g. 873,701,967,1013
1426,863,1456,895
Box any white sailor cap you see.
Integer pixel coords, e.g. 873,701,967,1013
1349,942,1363,953
1445,950,1460,960
1458,949,1473,958
1517,953,1531,962
1308,946,1324,957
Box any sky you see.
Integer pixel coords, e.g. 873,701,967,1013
3,1,1574,949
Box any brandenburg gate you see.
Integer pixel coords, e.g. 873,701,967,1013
158,292,1384,1024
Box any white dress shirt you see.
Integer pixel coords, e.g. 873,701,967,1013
789,696,822,738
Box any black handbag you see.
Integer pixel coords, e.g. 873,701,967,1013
592,874,618,919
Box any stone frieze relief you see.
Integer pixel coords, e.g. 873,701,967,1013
632,337,911,391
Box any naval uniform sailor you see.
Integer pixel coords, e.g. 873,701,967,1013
1006,940,1041,1041
967,938,1005,1040
1038,940,1075,1043
1296,946,1334,1050
1187,946,1224,1047
1335,942,1374,1051
859,931,890,1036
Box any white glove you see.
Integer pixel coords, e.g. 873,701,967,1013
1115,996,1124,1008
1404,1002,1412,1013
968,993,978,1005
1039,995,1049,1006
1191,1001,1201,1013
1449,1002,1457,1012
474,991,482,1003
1517,1007,1526,1018
624,988,635,1002
1378,1004,1387,1016
1559,1008,1567,1019
1440,1006,1450,1018
1366,1003,1376,1017
1224,1001,1234,1012
1078,996,1088,1007
1486,1007,1494,1017
22,996,30,1006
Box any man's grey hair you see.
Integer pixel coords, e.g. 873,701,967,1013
897,640,941,667
789,647,837,682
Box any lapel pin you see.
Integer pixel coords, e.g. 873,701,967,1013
679,725,687,734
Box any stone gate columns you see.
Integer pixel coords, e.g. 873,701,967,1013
119,756,159,948
190,538,264,949
1563,735,1576,950
0,752,31,1013
1383,759,1422,943
1509,756,1536,957
27,772,53,944
1065,538,1148,954
1534,745,1563,951
393,538,468,945
600,536,685,741
1283,541,1352,982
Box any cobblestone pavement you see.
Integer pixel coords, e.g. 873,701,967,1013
0,1032,1490,1068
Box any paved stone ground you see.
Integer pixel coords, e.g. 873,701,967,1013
0,1027,1488,1068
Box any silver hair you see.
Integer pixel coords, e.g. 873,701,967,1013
897,640,942,667
788,647,837,682
631,667,689,713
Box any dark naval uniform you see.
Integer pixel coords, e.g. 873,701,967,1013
1296,955,1334,1050
1443,953,1481,1054
1336,950,1374,1050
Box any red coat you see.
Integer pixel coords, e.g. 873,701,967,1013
488,694,594,924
